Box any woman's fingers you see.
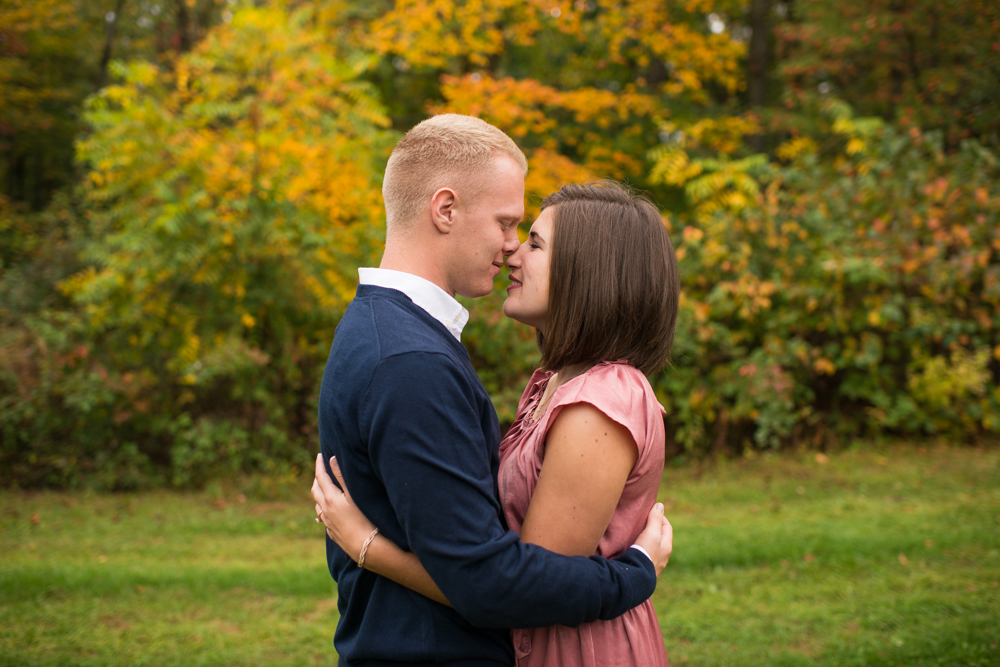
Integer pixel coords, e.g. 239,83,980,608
311,475,325,506
329,456,353,503
314,452,342,499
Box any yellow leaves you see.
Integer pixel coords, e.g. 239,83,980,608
685,116,761,155
832,118,855,136
176,62,191,94
648,146,703,187
909,347,991,411
369,0,743,100
69,3,393,387
846,137,866,155
776,136,818,161
369,0,532,68
178,333,200,367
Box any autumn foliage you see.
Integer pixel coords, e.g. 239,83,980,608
1,0,998,487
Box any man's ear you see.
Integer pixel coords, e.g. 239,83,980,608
429,187,457,234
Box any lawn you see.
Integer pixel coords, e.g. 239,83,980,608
2,444,998,666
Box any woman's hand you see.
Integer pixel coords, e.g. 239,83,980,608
311,453,377,563
634,502,673,577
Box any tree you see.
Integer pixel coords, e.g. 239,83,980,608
775,0,1000,148
2,3,395,487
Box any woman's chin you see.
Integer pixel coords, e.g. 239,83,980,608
502,302,528,326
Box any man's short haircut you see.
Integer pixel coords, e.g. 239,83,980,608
538,181,680,376
382,114,528,232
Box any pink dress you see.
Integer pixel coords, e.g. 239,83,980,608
498,361,670,667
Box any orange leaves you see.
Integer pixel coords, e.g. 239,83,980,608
717,275,777,318
438,75,561,139
523,149,594,218
437,73,656,143
436,72,657,187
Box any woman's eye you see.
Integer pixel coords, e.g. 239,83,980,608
529,243,541,250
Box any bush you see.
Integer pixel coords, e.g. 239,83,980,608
0,6,394,489
650,111,1000,451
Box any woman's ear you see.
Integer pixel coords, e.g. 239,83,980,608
429,187,457,234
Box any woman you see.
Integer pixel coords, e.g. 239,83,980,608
313,181,679,666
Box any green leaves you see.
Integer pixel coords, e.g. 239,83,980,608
2,4,396,488
659,110,1000,451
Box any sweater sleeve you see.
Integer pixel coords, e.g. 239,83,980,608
362,351,656,629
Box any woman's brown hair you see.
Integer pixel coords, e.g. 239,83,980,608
538,181,679,376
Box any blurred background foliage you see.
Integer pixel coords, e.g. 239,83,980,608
0,0,997,488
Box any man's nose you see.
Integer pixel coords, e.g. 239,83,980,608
503,227,521,256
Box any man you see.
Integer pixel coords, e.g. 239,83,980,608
316,114,662,666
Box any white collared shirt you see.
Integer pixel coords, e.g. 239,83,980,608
358,268,470,342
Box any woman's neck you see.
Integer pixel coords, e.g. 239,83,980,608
533,362,592,419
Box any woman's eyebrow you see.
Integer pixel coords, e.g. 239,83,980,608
528,230,545,244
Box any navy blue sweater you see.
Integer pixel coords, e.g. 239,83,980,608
319,285,656,666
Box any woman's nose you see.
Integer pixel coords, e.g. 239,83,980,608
505,243,525,268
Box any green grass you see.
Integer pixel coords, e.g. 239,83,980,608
653,445,1000,666
2,445,998,665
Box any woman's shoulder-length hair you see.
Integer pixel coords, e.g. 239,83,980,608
538,181,680,376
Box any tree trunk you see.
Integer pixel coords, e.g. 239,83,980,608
746,0,772,152
96,0,128,90
747,0,771,108
175,0,192,53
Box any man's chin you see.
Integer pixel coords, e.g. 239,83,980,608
456,282,495,299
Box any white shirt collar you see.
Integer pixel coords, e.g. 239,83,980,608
358,268,470,342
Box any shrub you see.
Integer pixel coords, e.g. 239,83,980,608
649,109,1000,451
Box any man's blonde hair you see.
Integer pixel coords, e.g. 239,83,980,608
382,114,528,232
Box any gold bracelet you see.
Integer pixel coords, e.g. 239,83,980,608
357,527,379,568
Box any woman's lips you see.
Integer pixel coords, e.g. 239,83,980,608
507,274,522,293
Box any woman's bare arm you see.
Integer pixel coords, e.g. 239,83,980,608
518,403,637,556
312,454,450,606
311,402,672,606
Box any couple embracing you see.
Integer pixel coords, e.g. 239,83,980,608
311,113,680,667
